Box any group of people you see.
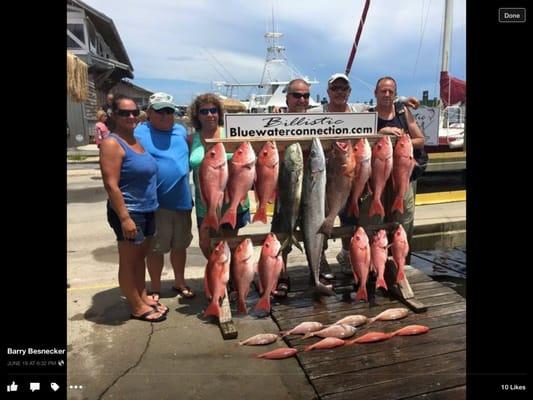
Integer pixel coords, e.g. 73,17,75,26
99,72,424,322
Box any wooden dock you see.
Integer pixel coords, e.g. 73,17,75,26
270,259,466,400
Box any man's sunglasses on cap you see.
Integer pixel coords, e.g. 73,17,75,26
115,109,140,117
198,107,219,115
289,92,310,99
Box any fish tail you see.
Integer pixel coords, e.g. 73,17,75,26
318,217,334,237
219,207,237,230
369,199,385,217
303,345,313,352
391,195,404,214
253,204,267,224
292,234,303,253
203,300,221,318
355,285,368,302
376,277,388,291
396,268,406,284
254,294,271,314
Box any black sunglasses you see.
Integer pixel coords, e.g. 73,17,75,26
289,92,310,99
154,108,175,115
115,109,140,117
198,107,219,115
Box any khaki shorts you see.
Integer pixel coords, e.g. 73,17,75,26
150,208,193,253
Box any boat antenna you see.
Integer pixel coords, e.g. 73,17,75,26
412,0,433,79
345,0,371,76
203,47,241,85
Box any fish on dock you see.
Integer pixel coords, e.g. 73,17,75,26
203,241,231,318
280,321,324,337
331,314,368,327
239,333,278,346
304,337,345,352
344,331,392,345
350,227,371,302
254,233,284,314
302,323,357,340
371,229,389,291
392,325,430,336
391,224,409,283
255,347,298,360
367,307,409,325
231,238,256,314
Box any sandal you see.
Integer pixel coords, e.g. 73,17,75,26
152,303,169,315
273,277,290,298
130,308,166,323
147,291,160,302
172,286,196,299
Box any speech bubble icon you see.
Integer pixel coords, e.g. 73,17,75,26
50,382,60,391
30,382,40,392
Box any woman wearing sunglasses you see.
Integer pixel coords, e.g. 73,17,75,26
99,95,168,323
188,93,251,259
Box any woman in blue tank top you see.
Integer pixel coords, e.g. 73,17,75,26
99,95,168,323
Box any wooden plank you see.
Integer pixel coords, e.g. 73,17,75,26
314,350,465,398
218,289,237,340
402,385,466,400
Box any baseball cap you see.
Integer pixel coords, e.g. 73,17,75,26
328,73,350,86
148,92,177,111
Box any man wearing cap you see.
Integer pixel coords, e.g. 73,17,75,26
134,92,196,300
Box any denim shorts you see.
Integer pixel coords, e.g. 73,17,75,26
197,209,250,231
107,203,156,244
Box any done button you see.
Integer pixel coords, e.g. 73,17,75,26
498,8,526,23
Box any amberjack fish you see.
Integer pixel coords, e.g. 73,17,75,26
391,134,416,214
239,333,278,346
301,138,334,296
203,241,231,318
275,143,303,253
253,141,279,224
199,142,228,230
319,141,356,236
391,224,409,283
220,142,256,229
371,229,389,291
369,135,393,217
231,238,256,314
350,227,371,302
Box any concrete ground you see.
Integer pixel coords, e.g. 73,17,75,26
67,166,465,400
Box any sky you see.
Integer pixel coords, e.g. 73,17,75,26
80,0,466,106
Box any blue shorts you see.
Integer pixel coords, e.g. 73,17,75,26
107,202,156,244
197,209,250,231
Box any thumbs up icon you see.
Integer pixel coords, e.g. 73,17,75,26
6,381,18,392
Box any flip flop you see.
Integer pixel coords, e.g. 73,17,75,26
147,291,160,302
172,286,195,299
152,303,169,315
130,308,166,323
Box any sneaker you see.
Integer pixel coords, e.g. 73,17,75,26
319,255,335,280
336,250,352,276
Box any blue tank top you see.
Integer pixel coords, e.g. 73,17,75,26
108,134,159,212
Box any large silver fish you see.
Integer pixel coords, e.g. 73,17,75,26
273,142,303,254
301,138,335,296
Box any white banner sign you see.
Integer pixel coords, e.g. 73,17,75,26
224,112,377,139
411,106,440,146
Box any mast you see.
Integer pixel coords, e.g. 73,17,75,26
441,0,453,72
345,0,371,76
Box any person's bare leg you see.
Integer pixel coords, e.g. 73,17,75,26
118,241,163,320
170,248,187,289
146,252,164,300
137,241,168,313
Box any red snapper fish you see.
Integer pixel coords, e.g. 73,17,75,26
239,333,278,346
371,229,389,291
253,141,279,224
347,138,372,217
344,331,392,345
367,307,409,325
369,135,393,217
304,337,345,352
220,141,256,229
280,322,324,337
391,325,430,336
391,133,416,214
203,241,231,318
332,315,368,327
349,227,371,302
256,347,298,360
391,224,409,283
231,238,256,314
254,233,284,314
302,323,357,340
199,142,228,230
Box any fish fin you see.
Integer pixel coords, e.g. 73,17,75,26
369,199,385,217
391,195,404,214
254,294,271,313
219,207,237,230
224,187,230,205
203,300,221,318
292,234,303,253
253,205,267,224
376,277,388,290
355,286,368,302
237,297,248,314
396,269,406,284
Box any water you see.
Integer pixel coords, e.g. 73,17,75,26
411,247,466,298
